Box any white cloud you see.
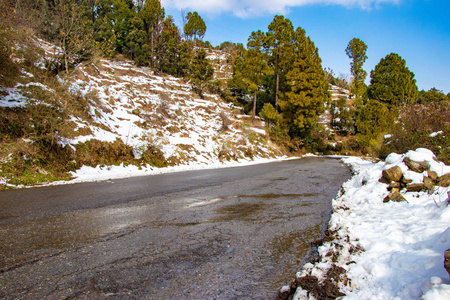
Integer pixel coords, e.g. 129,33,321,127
161,0,400,17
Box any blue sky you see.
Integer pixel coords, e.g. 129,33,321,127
162,0,450,93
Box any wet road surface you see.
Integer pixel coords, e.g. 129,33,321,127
0,157,351,299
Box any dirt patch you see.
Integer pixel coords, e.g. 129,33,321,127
276,264,347,300
276,226,358,300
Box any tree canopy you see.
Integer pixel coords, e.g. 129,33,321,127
280,28,330,137
368,53,418,105
346,38,368,104
184,12,206,42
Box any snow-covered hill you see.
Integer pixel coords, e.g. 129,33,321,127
0,39,284,187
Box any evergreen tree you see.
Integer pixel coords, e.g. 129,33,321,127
184,11,206,43
93,0,116,58
243,30,270,121
368,53,418,106
416,88,450,105
155,15,181,76
355,99,390,149
265,15,295,110
228,54,249,105
140,0,165,68
112,0,134,54
280,27,330,138
125,16,148,65
346,38,368,105
177,41,192,78
189,49,214,98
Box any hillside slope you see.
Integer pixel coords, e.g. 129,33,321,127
0,40,283,188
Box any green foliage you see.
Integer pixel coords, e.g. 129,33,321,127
188,50,214,98
242,31,270,119
155,16,181,75
346,38,368,105
259,103,278,125
368,53,418,106
280,27,330,138
0,13,20,86
140,0,164,67
184,11,206,41
93,0,116,58
112,0,134,53
141,0,165,34
416,88,450,105
355,100,391,150
125,16,148,65
265,15,295,109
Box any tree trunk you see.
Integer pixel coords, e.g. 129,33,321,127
252,88,257,123
151,29,154,69
275,55,280,110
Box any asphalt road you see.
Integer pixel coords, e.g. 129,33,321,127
0,157,351,299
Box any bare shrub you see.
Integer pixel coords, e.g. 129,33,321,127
218,112,232,131
380,103,450,163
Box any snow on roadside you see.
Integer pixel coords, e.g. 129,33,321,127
291,149,450,300
34,156,292,188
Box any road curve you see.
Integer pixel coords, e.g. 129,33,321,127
0,157,351,299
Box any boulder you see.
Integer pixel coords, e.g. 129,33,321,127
423,177,434,190
406,183,425,192
383,191,406,203
388,182,402,191
427,170,438,181
437,173,450,187
401,178,413,184
382,166,403,183
403,157,429,173
445,249,450,278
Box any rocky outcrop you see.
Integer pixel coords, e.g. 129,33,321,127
381,156,449,203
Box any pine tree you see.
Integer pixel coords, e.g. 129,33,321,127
155,15,181,76
93,0,116,58
280,27,330,138
243,31,270,121
346,38,368,105
265,15,295,110
140,0,165,68
112,0,134,54
189,50,214,98
125,16,148,65
184,12,206,43
368,53,418,106
416,88,449,105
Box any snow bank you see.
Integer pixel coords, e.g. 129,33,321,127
291,149,450,300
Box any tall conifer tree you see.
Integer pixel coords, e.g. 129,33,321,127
244,30,270,121
265,15,295,110
346,38,368,105
141,0,165,68
280,27,330,138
